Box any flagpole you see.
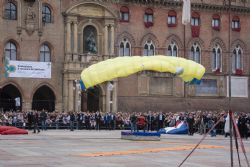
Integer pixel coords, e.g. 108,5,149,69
227,0,233,166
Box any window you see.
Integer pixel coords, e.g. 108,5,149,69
144,8,153,28
191,12,200,26
212,44,222,72
167,10,177,27
120,6,129,22
4,2,17,20
42,4,52,23
232,16,240,31
190,43,201,63
143,40,155,56
40,44,51,62
5,41,17,60
119,38,131,56
212,14,220,30
167,41,178,57
232,45,242,73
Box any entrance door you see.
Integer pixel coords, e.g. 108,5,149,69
0,84,22,111
87,86,100,112
32,85,55,112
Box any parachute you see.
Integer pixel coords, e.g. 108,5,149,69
80,56,205,90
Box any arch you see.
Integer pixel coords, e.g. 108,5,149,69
231,39,246,52
64,1,118,18
31,82,56,100
0,81,24,99
165,34,183,49
116,31,136,47
208,37,227,52
187,37,205,50
32,85,56,112
86,86,101,112
0,83,22,111
140,33,159,47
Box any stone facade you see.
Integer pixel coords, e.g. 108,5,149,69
0,0,250,113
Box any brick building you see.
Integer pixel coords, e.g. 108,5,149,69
0,0,250,113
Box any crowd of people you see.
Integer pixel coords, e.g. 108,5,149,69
0,110,249,138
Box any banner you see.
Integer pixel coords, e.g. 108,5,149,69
6,60,51,79
182,0,191,25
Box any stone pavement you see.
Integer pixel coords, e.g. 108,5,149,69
0,130,249,167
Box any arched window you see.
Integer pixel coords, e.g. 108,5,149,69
5,41,17,60
42,4,52,23
212,44,222,71
4,2,17,20
143,40,155,56
40,44,51,62
167,10,177,27
232,45,243,72
144,8,153,28
190,43,201,63
83,25,97,54
212,14,220,31
167,41,178,56
119,38,131,56
120,6,129,22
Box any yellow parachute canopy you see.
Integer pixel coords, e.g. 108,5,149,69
80,56,205,90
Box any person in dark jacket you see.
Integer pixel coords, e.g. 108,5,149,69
69,112,75,131
40,110,47,131
33,111,40,133
187,113,195,136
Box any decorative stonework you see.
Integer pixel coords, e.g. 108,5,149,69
25,6,36,35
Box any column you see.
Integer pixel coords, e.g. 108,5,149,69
73,21,78,54
63,77,69,112
110,25,115,55
112,81,117,113
74,81,80,112
66,20,72,54
106,83,110,113
104,25,109,55
68,80,74,112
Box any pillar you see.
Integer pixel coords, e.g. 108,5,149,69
66,19,72,54
106,83,111,113
63,77,69,112
73,20,78,61
68,80,74,112
110,25,115,55
112,80,118,113
104,25,109,55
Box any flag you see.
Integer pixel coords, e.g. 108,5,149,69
159,121,188,134
182,0,191,25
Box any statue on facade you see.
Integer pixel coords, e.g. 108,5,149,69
85,31,97,54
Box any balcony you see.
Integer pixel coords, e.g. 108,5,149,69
64,53,116,72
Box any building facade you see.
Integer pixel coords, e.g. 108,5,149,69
0,0,250,113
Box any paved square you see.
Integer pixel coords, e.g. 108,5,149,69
0,130,249,167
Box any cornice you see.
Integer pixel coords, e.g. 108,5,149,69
111,0,250,14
